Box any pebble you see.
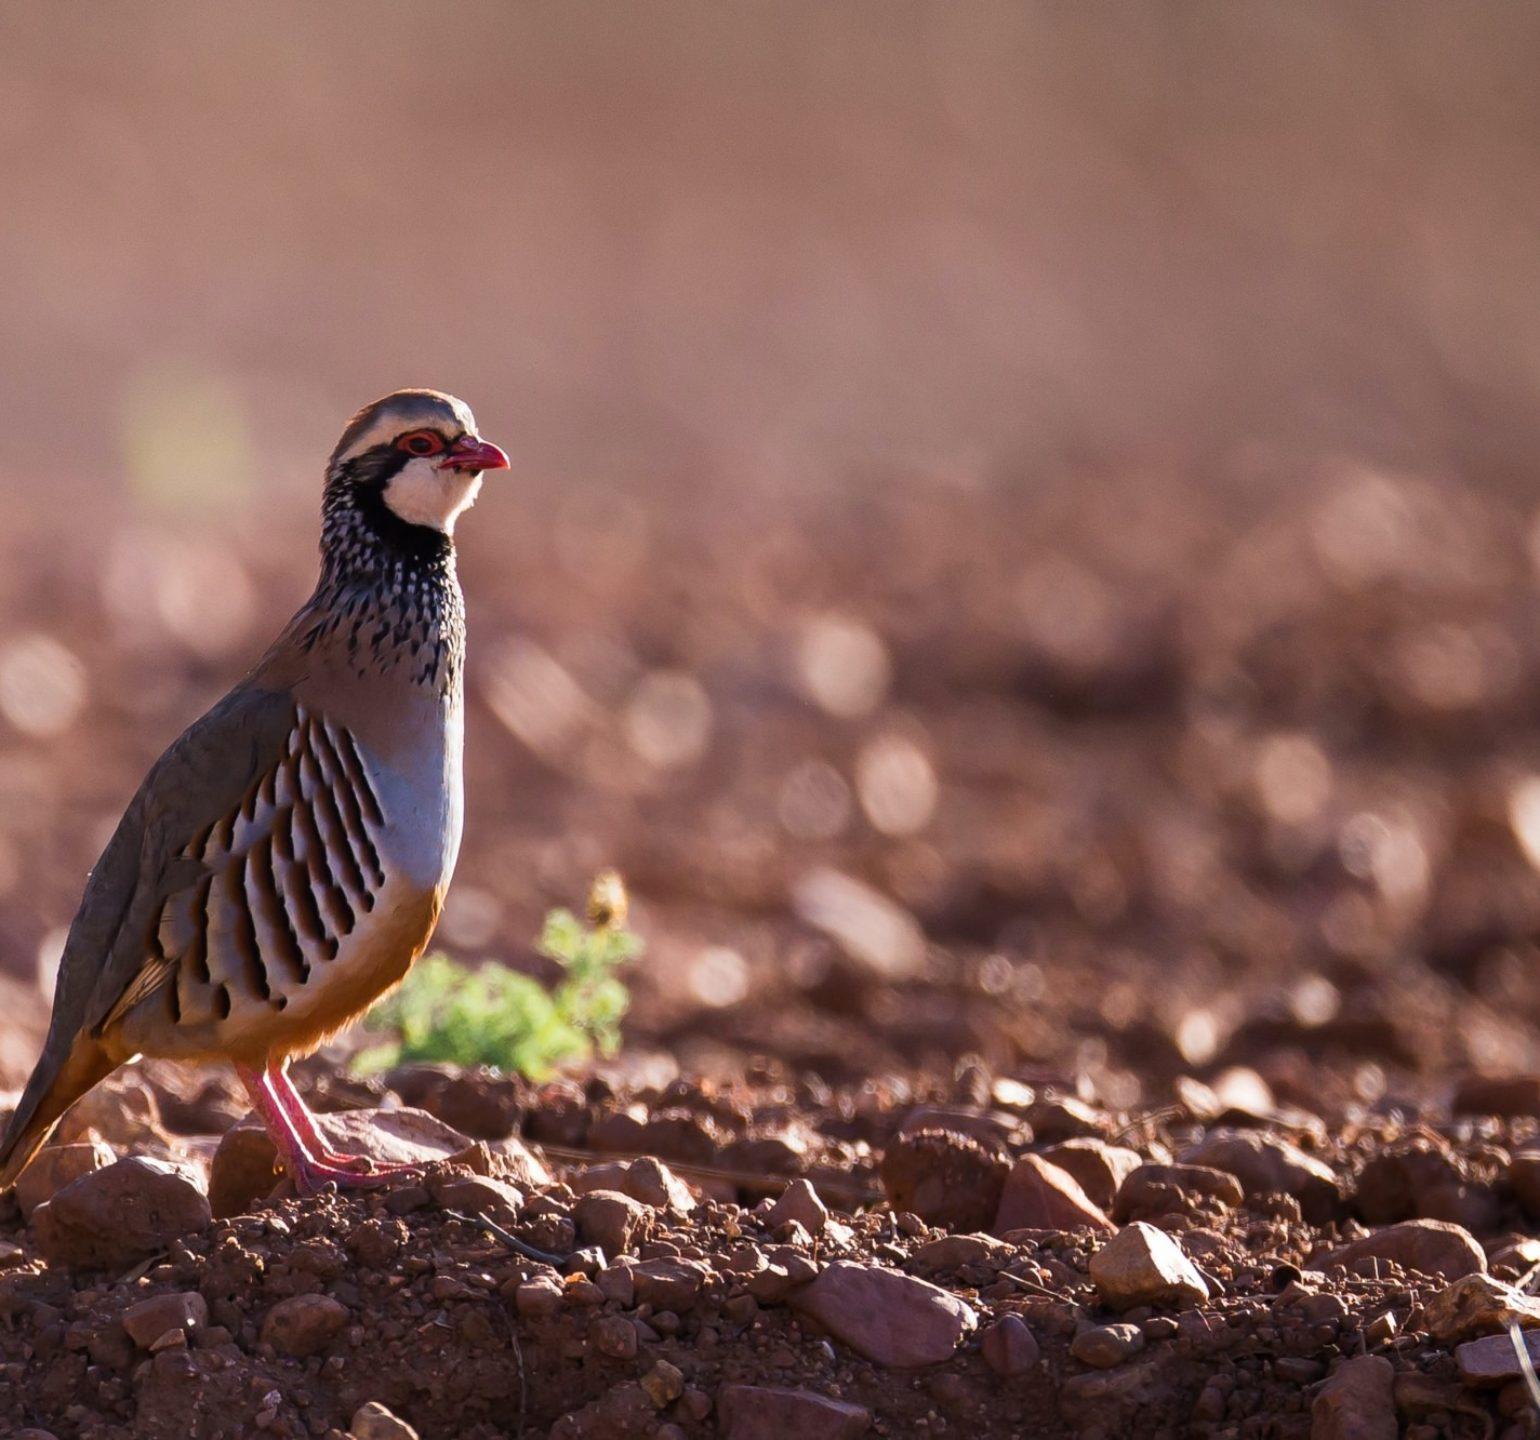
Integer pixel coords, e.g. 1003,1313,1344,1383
1113,1163,1243,1222
426,1173,524,1229
572,1190,650,1257
993,1155,1115,1236
386,1062,524,1139
980,1314,1041,1376
1040,1141,1142,1211
766,1179,829,1237
640,1359,684,1407
122,1291,209,1348
910,1233,1012,1277
14,1141,116,1219
1326,1219,1486,1282
1070,1322,1145,1368
1353,1142,1498,1233
1179,1128,1340,1222
570,1156,694,1212
1311,1354,1397,1440
879,1128,1009,1232
631,1256,710,1312
33,1157,211,1270
791,1260,977,1367
596,1260,636,1306
588,1313,639,1359
1422,1272,1540,1343
1088,1222,1209,1311
514,1274,564,1319
1458,1328,1540,1386
260,1294,349,1358
1024,1096,1110,1143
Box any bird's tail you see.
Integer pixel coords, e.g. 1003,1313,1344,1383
0,1035,116,1190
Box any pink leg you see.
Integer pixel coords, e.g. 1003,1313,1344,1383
235,1063,398,1194
267,1062,417,1177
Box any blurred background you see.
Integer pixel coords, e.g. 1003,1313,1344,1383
4,2,1540,1114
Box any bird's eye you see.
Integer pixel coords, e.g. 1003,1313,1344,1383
397,430,444,457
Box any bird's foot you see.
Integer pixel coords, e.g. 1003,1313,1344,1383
317,1151,421,1178
287,1155,413,1194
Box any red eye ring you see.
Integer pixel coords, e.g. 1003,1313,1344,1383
397,430,445,458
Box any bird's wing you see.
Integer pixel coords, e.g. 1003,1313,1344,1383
45,684,300,1045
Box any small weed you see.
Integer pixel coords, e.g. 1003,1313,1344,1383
355,870,641,1078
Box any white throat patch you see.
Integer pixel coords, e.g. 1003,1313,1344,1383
382,458,484,534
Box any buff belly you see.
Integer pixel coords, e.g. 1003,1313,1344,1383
109,879,443,1066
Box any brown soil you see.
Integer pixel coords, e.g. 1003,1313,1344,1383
0,1057,1536,1439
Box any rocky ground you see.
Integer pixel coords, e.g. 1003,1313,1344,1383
7,409,1540,1438
4,1057,1540,1437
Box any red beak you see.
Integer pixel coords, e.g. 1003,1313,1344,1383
440,436,511,473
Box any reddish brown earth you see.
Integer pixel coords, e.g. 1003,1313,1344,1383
3,1059,1540,1438
7,455,1540,1436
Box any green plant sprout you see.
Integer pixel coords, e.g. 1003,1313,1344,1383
354,870,640,1078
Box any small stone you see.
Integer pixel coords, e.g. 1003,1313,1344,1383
122,1291,208,1348
573,1190,650,1257
910,1233,1012,1277
1025,1096,1109,1142
450,1135,552,1190
791,1260,976,1367
596,1261,635,1307
1354,1142,1498,1232
994,1155,1115,1236
33,1157,210,1270
589,1313,639,1359
350,1401,419,1440
641,1359,685,1407
767,1179,829,1237
879,1128,1009,1232
514,1273,564,1319
717,1384,871,1440
1312,1354,1396,1439
386,1062,524,1139
980,1314,1040,1376
1422,1273,1540,1344
427,1173,524,1229
1089,1221,1209,1311
571,1156,695,1212
1070,1322,1145,1368
1113,1163,1244,1222
1327,1219,1486,1282
1179,1128,1340,1222
13,1141,116,1219
1040,1141,1142,1212
1457,1328,1540,1386
260,1294,349,1358
207,1120,285,1219
631,1257,709,1312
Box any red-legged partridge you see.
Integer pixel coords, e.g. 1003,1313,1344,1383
0,390,510,1193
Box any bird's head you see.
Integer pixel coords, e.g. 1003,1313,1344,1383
326,389,509,537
